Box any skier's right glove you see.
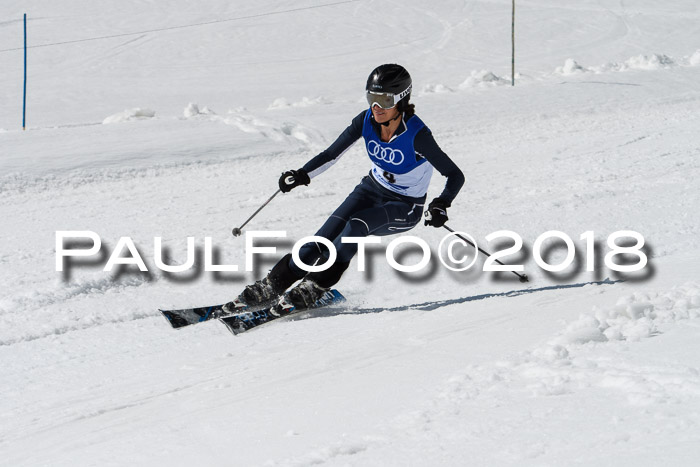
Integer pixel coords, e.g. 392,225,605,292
424,197,449,227
279,169,310,193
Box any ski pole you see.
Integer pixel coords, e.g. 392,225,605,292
442,225,529,283
231,189,281,237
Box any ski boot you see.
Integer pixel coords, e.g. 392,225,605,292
222,253,301,315
221,277,279,314
269,278,330,317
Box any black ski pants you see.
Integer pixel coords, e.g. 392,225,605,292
288,175,425,281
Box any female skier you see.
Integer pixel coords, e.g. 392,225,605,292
226,63,465,313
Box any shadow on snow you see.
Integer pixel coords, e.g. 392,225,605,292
286,278,622,322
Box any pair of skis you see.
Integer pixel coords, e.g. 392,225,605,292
159,289,346,335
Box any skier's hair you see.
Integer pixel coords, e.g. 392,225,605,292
398,98,415,117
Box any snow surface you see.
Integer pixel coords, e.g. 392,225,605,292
1,1,700,465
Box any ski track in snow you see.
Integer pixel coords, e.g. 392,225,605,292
0,275,154,346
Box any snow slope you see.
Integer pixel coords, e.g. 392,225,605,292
1,1,699,465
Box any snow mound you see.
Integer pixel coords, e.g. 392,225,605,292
623,53,675,70
554,283,700,346
277,439,374,466
689,49,700,66
592,53,676,73
420,83,454,94
555,58,588,75
102,108,156,124
183,103,216,118
222,108,281,138
519,282,700,403
268,96,331,109
459,70,509,88
415,282,700,432
222,108,315,143
558,53,685,76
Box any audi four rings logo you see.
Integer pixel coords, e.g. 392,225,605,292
367,140,405,165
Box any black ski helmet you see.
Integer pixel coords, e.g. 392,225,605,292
366,64,412,107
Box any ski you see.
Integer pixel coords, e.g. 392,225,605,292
158,289,345,331
159,300,266,329
220,289,346,335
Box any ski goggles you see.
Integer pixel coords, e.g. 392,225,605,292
366,85,412,109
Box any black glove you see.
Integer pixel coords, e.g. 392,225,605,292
279,169,310,193
424,197,450,227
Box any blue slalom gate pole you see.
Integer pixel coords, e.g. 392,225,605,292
23,13,27,130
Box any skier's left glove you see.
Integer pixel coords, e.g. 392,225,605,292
424,197,449,227
279,169,310,193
